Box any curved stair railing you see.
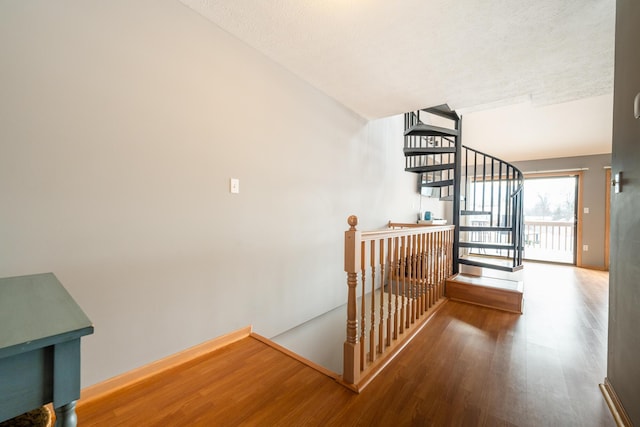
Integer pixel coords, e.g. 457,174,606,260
458,145,524,271
404,105,524,273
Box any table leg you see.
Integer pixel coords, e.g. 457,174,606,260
52,340,81,427
54,401,77,427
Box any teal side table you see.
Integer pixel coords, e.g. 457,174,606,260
0,273,94,427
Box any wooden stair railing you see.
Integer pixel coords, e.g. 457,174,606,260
342,216,454,391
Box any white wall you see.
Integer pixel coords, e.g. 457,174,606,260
0,1,436,386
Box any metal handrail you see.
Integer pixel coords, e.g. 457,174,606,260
403,110,525,270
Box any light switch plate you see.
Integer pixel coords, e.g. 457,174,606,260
230,178,240,194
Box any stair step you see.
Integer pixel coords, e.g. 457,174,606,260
406,163,455,173
459,242,515,250
460,226,513,232
418,179,454,188
446,273,523,313
460,210,492,216
421,105,459,121
458,256,523,273
403,147,457,155
459,263,524,282
404,124,459,138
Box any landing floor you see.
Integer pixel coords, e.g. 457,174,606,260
77,263,614,426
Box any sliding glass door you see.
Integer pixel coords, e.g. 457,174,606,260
523,176,578,264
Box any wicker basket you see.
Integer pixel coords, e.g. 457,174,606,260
0,406,52,427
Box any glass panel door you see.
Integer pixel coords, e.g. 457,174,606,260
523,176,577,264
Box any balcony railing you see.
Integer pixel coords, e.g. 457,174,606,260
524,220,575,263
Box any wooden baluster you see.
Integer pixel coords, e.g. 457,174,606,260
444,230,449,296
436,231,441,300
411,234,418,323
420,233,429,316
444,230,448,295
436,230,442,297
438,230,449,299
378,239,385,354
428,231,434,307
437,231,444,298
405,235,412,330
442,229,447,283
408,234,415,326
429,234,438,305
451,228,455,271
446,228,452,297
416,233,424,319
442,231,449,294
386,237,393,347
424,232,430,309
449,228,454,285
343,215,360,385
360,240,366,371
405,236,413,329
441,229,446,293
400,236,406,334
440,229,446,299
427,232,432,307
416,234,421,320
440,230,445,299
369,240,376,362
414,233,421,319
449,228,453,292
420,233,425,312
418,234,422,315
435,230,440,302
426,232,432,309
414,234,420,320
432,230,438,302
392,236,399,341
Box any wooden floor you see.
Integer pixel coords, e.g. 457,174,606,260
77,263,614,426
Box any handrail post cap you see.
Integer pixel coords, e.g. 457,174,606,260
347,215,358,230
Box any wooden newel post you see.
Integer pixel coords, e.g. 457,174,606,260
343,215,361,384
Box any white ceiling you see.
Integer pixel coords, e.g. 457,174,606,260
178,0,615,159
463,94,613,162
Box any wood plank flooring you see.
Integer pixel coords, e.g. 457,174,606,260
77,263,614,426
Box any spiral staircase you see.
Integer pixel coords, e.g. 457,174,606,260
403,105,525,312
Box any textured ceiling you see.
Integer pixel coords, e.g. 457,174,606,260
463,94,613,162
178,0,615,120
